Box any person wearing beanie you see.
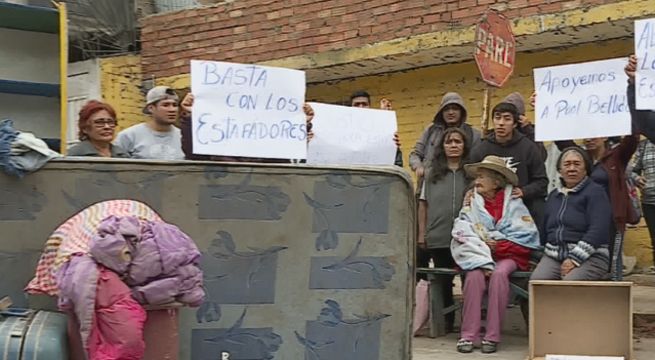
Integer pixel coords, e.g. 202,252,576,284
502,92,546,160
469,101,548,236
114,86,185,160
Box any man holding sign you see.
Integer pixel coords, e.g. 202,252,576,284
180,60,315,162
115,86,185,160
348,90,404,166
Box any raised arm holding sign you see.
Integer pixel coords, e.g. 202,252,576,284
190,60,307,160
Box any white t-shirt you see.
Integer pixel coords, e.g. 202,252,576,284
114,123,185,160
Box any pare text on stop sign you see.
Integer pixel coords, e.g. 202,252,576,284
476,27,514,68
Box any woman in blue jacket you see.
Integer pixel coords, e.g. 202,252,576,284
531,147,612,280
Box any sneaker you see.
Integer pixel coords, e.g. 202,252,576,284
456,339,474,353
481,340,497,353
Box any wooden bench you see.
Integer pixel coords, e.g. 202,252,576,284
417,267,532,338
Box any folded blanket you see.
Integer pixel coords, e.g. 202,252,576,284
451,185,540,271
26,200,162,296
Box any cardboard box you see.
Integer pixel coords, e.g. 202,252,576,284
529,280,632,360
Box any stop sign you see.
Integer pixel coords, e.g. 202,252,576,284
474,9,516,88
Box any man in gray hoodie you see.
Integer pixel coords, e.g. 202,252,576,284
410,92,481,178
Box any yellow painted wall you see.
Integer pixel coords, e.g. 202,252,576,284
99,54,147,132
306,38,653,268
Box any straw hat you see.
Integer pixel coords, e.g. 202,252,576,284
464,155,519,186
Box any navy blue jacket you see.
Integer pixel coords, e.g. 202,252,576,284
543,177,612,265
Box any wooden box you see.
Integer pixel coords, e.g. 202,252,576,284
529,280,633,360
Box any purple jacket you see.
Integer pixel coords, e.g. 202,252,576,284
92,215,205,306
56,216,205,351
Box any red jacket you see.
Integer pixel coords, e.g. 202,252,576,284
484,190,531,271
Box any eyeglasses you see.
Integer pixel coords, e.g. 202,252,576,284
91,118,117,128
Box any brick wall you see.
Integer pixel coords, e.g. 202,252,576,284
140,0,620,79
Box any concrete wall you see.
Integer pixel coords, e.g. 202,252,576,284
0,160,414,359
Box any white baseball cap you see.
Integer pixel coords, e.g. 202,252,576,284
143,86,179,114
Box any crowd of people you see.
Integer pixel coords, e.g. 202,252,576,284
56,55,655,354
413,55,655,353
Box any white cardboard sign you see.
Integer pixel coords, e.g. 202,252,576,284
306,102,398,166
534,58,630,141
190,60,307,159
635,18,655,110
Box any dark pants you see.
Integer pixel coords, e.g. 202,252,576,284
417,247,456,331
642,203,655,264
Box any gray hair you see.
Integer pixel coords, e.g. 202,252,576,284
479,168,508,189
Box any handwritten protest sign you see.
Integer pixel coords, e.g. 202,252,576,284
534,58,630,141
306,102,397,166
636,18,655,110
190,60,307,159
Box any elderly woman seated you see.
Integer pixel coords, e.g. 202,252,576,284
531,147,612,281
451,155,540,354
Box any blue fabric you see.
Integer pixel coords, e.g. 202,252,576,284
0,119,20,177
451,185,540,271
543,177,612,264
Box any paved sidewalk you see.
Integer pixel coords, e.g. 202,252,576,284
413,276,655,360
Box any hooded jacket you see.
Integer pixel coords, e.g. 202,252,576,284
502,92,547,161
409,93,481,171
423,168,469,248
469,130,548,232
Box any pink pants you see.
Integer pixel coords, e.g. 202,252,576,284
460,258,517,343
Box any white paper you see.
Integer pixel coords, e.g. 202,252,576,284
545,355,624,360
190,60,307,159
635,18,655,110
306,102,398,166
534,58,630,141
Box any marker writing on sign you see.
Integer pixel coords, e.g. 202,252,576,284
538,70,616,95
639,77,655,98
637,21,655,100
225,92,300,112
202,63,268,88
541,94,627,119
637,21,655,50
195,114,307,145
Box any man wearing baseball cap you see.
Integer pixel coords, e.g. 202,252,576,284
114,86,185,160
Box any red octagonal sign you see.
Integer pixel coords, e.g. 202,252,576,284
475,9,516,88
